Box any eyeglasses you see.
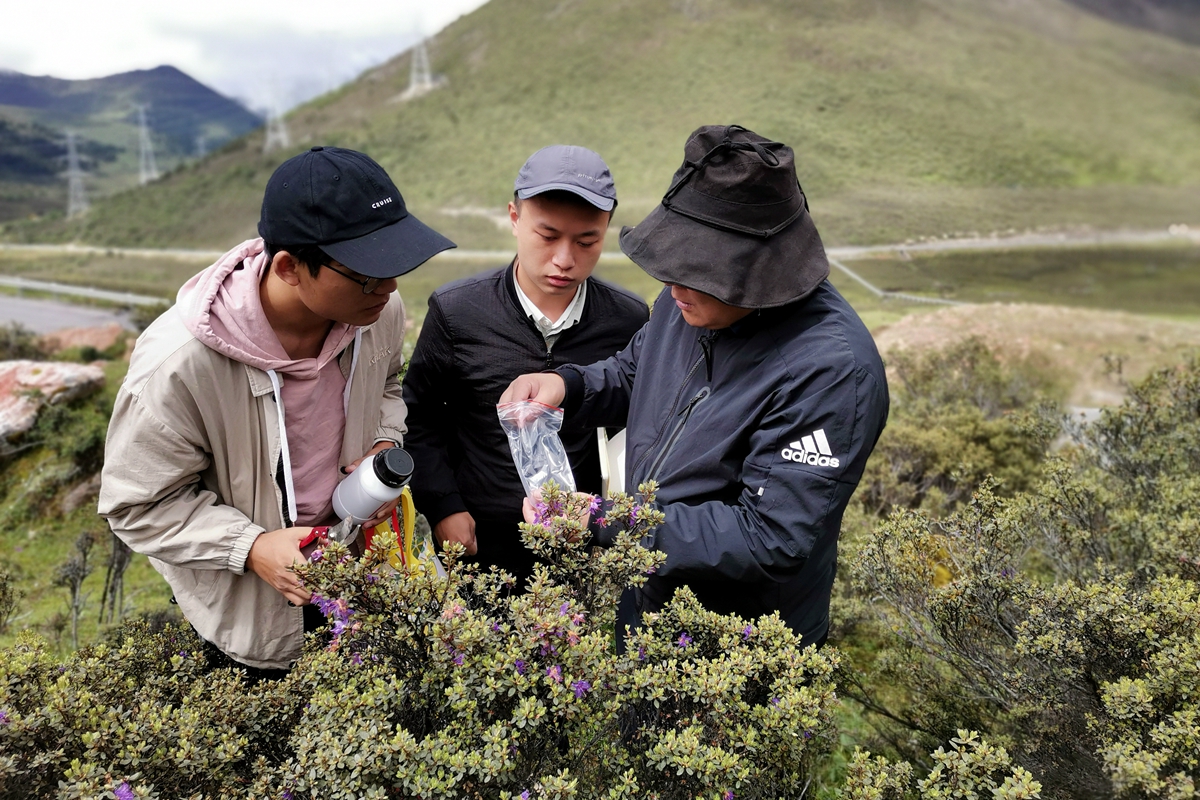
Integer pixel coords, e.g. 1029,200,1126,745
320,262,389,294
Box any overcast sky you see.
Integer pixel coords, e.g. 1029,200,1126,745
1,0,490,112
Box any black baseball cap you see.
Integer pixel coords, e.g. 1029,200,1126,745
258,146,456,278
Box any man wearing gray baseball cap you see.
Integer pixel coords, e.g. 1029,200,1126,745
402,145,649,585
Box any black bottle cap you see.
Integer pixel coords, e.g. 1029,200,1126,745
373,447,415,488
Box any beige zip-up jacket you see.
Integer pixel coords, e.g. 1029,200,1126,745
98,261,406,670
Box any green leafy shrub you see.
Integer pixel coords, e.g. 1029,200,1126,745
0,322,48,362
0,483,842,798
845,357,1200,798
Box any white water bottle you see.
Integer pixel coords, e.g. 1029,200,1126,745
332,447,415,524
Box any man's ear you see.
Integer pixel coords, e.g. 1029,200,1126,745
508,201,520,237
272,250,304,287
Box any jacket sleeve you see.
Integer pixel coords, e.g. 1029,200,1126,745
374,297,409,447
98,389,265,574
649,365,887,584
556,322,646,430
401,295,468,526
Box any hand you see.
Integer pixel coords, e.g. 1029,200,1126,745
246,527,315,606
434,511,478,556
344,441,402,529
522,495,594,543
500,372,566,406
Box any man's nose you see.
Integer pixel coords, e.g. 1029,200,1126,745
551,240,576,269
374,277,399,295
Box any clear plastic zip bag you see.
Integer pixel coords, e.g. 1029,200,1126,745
497,400,577,497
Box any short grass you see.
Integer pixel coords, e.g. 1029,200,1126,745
844,241,1200,318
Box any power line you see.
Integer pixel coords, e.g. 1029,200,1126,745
65,130,88,218
136,104,159,185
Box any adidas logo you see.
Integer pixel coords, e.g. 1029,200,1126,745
780,429,840,468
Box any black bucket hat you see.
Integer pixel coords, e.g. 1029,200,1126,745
619,125,828,309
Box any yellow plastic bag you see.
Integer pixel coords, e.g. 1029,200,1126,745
364,487,446,577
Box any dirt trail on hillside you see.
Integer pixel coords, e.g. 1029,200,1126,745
873,303,1200,407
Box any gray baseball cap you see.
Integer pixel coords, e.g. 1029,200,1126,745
514,145,616,211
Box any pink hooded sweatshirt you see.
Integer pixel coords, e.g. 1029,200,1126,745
177,239,357,526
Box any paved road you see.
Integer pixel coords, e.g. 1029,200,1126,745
0,293,133,334
1,225,1195,313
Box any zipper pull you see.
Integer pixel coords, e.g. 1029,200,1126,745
699,332,718,382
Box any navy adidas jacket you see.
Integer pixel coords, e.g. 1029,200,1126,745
558,280,889,645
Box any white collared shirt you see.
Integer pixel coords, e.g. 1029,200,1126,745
513,268,588,350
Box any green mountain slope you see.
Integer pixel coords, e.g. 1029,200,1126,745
0,66,262,221
6,0,1200,249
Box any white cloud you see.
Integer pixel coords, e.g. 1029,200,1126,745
0,0,488,108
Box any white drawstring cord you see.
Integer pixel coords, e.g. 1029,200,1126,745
266,369,298,526
343,329,361,416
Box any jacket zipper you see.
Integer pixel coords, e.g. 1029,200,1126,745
644,386,710,481
630,331,719,480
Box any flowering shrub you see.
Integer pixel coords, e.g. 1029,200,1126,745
0,483,843,798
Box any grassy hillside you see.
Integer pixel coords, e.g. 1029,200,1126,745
3,0,1199,251
0,66,262,221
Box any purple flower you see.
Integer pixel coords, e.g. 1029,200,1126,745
308,547,324,562
178,650,187,657
588,495,602,515
723,792,735,800
491,622,502,633
571,612,585,625
595,517,608,527
571,679,591,698
676,632,693,649
770,697,780,706
629,504,642,523
0,710,10,725
366,574,379,583
742,625,753,641
515,659,528,675
546,664,563,683
114,783,135,800
637,646,647,661
453,652,465,666
282,792,294,800
350,653,363,666
559,602,571,616
520,792,531,800
803,729,813,739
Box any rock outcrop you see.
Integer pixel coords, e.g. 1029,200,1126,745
0,361,106,441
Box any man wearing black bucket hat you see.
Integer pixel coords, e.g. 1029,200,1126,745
503,125,889,648
100,147,455,676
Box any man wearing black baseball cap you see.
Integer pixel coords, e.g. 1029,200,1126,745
100,147,454,676
503,125,889,649
402,145,648,586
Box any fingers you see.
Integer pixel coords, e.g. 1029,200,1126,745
500,374,547,404
363,495,403,530
522,497,537,524
344,441,395,475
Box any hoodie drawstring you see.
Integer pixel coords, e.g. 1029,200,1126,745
268,329,362,528
266,369,298,526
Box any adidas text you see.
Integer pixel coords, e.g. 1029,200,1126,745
781,428,840,468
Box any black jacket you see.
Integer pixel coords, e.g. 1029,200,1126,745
559,281,889,645
402,263,649,528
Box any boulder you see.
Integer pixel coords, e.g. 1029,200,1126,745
0,361,106,441
40,323,125,357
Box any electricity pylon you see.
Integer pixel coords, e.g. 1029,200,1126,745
136,104,159,185
263,97,291,154
65,130,88,218
395,38,446,102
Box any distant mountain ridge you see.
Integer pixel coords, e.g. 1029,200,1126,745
4,0,1200,247
0,66,262,221
1062,0,1200,44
